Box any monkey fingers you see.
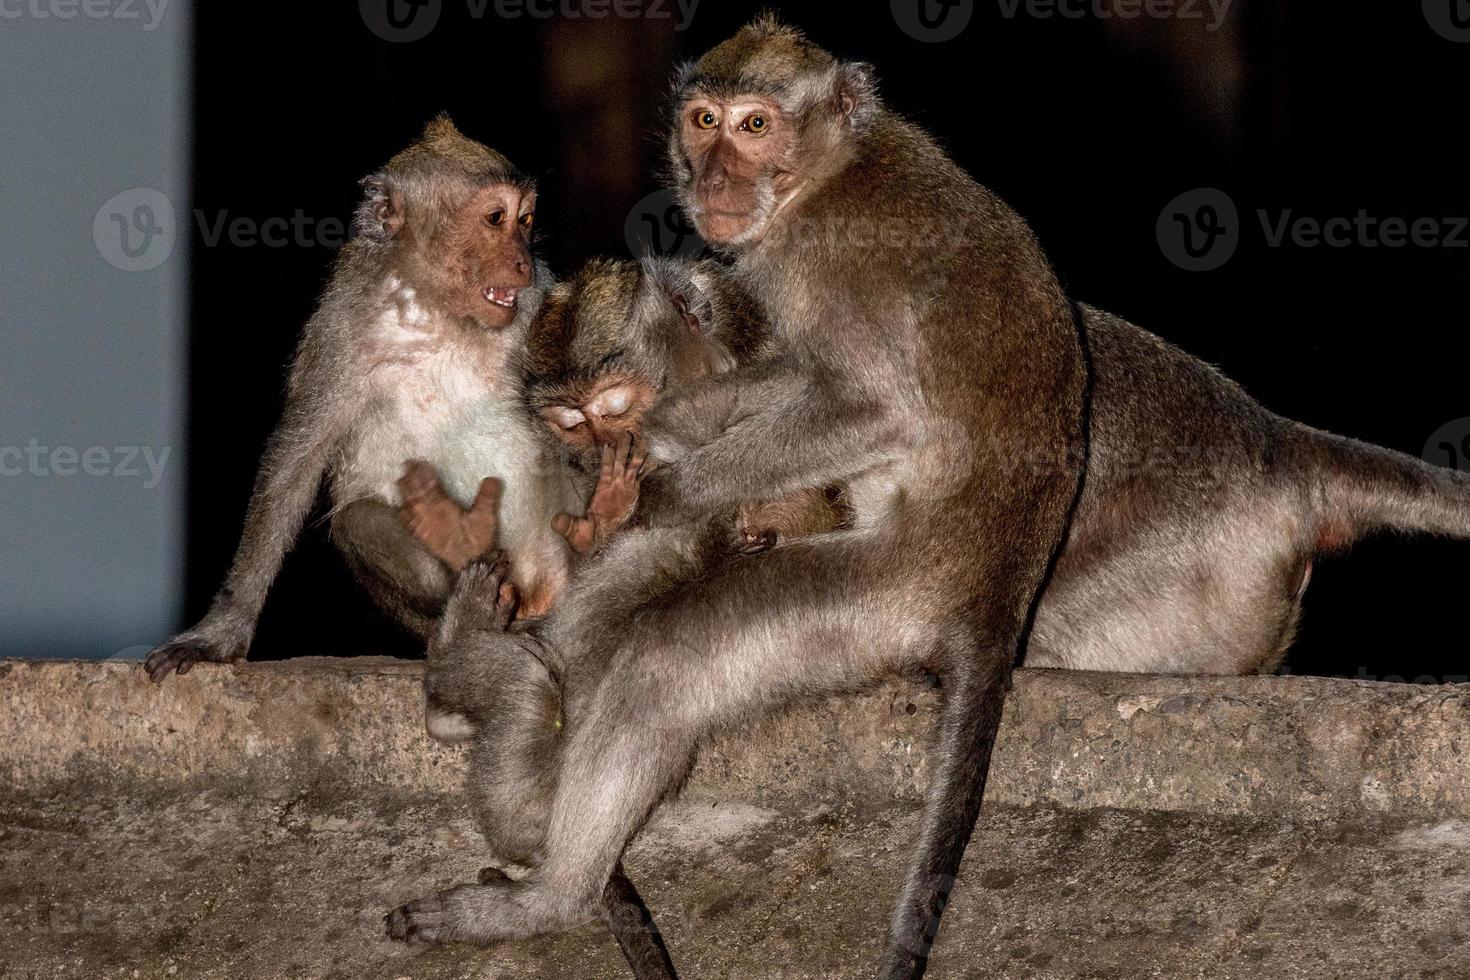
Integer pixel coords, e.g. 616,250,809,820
555,435,646,555
384,889,451,944
142,635,244,683
460,476,504,561
448,558,521,632
397,463,502,571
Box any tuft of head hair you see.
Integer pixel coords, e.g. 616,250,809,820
673,17,879,132
354,114,532,242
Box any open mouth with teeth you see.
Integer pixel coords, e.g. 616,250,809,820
482,286,520,310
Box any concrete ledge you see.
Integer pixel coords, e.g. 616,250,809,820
4,658,1468,820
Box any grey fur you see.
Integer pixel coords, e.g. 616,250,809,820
143,117,567,681
386,22,1088,980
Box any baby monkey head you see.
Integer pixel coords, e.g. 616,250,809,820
669,15,879,248
356,115,537,328
525,257,767,468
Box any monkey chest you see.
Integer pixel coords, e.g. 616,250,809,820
337,354,546,512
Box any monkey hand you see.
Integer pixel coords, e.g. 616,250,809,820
142,611,252,683
553,433,647,555
397,461,502,572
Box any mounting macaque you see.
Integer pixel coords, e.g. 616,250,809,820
143,117,575,682
386,20,1089,980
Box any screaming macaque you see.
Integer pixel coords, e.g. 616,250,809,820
143,116,576,682
386,19,1088,980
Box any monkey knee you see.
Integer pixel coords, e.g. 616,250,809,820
426,709,476,745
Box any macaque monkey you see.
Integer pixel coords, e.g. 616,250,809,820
1026,304,1470,676
524,256,847,556
386,20,1089,980
143,117,576,682
414,256,849,854
414,256,841,980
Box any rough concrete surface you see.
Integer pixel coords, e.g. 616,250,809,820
1,658,1468,978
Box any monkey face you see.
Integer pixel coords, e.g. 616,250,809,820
676,97,796,245
526,259,742,469
540,371,659,459
431,183,537,328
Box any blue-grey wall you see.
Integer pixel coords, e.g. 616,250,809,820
0,0,191,658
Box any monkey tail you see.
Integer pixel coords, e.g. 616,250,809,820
1294,425,1470,550
600,863,680,979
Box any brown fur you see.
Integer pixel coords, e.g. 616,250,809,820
386,24,1086,980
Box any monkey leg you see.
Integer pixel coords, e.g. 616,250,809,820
472,864,680,979
387,528,939,946
875,640,1012,979
330,498,453,639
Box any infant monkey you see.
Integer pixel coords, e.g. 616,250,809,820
410,256,846,872
526,256,845,556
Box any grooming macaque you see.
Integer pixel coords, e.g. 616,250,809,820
386,21,1089,980
144,117,576,682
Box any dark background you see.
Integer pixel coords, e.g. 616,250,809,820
187,1,1469,682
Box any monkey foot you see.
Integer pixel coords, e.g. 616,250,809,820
449,557,521,631
385,893,448,944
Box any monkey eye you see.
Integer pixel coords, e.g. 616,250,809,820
745,114,769,134
486,211,506,227
519,212,535,229
695,110,718,130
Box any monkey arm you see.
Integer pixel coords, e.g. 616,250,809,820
145,317,360,681
640,356,911,522
217,405,354,625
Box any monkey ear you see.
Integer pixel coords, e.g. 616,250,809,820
354,174,406,242
832,62,879,131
